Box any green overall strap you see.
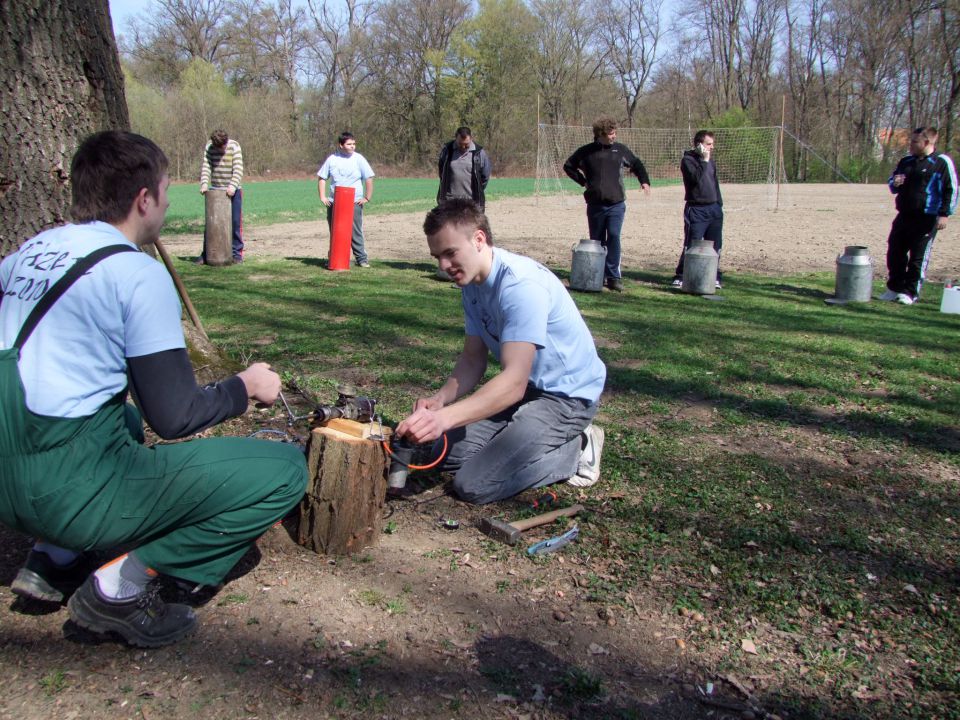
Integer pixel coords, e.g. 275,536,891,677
11,244,137,350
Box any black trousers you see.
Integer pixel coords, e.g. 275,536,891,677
886,212,938,298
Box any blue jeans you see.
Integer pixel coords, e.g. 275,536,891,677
230,189,244,261
441,387,598,505
675,202,723,279
586,202,626,279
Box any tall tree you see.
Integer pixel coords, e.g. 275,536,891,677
531,0,602,124
228,0,308,137
595,0,665,126
368,0,471,163
0,0,128,257
126,0,234,88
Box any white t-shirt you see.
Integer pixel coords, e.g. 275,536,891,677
461,248,606,402
0,222,185,417
317,151,375,202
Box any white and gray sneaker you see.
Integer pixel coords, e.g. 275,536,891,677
896,293,916,305
879,289,899,301
568,424,604,488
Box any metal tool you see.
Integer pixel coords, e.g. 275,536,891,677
478,504,584,546
527,525,579,556
278,383,378,427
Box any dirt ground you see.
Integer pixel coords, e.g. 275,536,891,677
0,184,955,720
161,183,960,281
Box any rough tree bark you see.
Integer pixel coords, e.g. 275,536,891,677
0,0,128,257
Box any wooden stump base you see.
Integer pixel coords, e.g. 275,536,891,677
297,421,390,555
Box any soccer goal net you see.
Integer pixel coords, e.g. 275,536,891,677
536,124,788,209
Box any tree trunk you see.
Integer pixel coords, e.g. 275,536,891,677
0,0,128,257
298,425,390,555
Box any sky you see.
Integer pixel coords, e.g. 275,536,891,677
108,0,153,38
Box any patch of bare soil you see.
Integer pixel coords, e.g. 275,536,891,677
1,185,956,720
160,184,960,282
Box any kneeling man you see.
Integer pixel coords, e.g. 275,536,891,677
1,131,308,647
396,199,606,504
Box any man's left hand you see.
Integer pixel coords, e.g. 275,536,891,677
226,187,236,197
641,183,651,196
937,216,948,230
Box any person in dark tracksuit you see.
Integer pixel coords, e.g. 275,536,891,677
564,118,651,292
672,130,724,288
0,131,307,648
881,126,957,305
437,126,492,211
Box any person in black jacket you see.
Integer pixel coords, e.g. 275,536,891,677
563,118,650,292
881,126,957,305
437,127,492,210
671,130,724,288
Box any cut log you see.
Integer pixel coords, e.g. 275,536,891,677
203,189,233,266
297,423,390,555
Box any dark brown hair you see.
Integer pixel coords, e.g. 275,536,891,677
592,117,618,139
423,199,494,246
69,131,168,224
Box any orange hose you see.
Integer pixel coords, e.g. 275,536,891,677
382,433,448,471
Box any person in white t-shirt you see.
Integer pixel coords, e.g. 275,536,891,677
396,199,607,504
317,131,376,267
0,130,307,648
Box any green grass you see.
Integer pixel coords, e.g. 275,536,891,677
163,177,537,235
175,257,960,720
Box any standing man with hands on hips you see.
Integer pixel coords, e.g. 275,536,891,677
318,131,376,268
563,117,651,292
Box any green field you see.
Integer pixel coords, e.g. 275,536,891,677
163,177,538,235
176,255,960,720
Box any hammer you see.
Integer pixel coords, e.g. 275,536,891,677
479,504,584,546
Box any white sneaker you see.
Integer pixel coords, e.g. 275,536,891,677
568,424,604,488
896,293,915,305
879,289,899,301
671,277,683,288
715,279,722,289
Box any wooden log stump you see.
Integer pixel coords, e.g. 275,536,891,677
297,421,390,555
203,188,233,266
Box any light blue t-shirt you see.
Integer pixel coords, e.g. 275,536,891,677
0,222,185,417
317,151,375,202
461,248,606,402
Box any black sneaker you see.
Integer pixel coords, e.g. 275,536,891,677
68,576,197,648
11,550,95,603
606,277,623,292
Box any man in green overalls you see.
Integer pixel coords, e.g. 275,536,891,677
0,131,308,647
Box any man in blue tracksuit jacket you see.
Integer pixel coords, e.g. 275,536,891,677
881,126,957,305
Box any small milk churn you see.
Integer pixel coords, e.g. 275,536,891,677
681,239,719,295
569,239,606,292
833,245,873,303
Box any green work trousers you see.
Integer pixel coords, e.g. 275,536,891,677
0,348,308,585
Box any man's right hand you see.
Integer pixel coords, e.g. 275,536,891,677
321,197,332,207
238,362,282,405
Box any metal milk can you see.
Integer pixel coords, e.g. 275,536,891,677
569,239,606,292
833,245,873,303
681,239,719,295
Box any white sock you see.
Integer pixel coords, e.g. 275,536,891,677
33,542,80,567
93,553,157,600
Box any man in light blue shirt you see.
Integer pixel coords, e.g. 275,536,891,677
396,199,607,504
317,131,375,267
